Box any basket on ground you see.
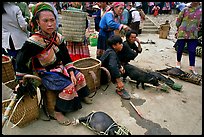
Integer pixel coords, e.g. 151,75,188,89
2,55,15,83
73,57,102,93
61,10,87,42
2,94,39,128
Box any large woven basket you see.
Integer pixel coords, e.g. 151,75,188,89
61,10,87,42
2,55,15,83
73,57,102,93
2,94,39,128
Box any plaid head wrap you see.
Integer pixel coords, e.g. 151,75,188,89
32,2,53,17
30,2,54,33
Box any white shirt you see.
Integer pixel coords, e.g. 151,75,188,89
130,7,141,22
2,2,28,50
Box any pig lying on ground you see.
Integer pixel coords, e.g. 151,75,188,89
72,111,131,135
123,64,160,89
148,71,175,87
156,67,186,76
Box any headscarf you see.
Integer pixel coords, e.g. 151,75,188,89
30,2,54,34
112,2,125,8
106,2,125,12
32,2,53,17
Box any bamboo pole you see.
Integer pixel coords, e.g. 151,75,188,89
2,93,17,127
129,101,143,118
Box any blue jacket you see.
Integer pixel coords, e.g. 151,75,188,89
99,10,123,37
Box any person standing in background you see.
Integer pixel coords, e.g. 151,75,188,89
66,2,90,61
96,2,130,59
148,2,155,14
2,2,29,71
141,2,148,14
100,2,110,17
175,2,202,75
152,3,160,17
15,2,30,23
121,3,129,25
91,4,101,32
129,5,141,35
162,2,171,14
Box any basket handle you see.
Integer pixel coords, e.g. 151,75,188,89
100,67,111,91
22,74,42,85
88,70,97,98
2,74,42,128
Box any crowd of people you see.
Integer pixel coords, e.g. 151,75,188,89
2,2,202,126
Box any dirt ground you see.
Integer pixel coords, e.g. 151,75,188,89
2,13,202,135
2,32,202,135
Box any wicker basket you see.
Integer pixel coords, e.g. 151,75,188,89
2,94,39,128
4,79,18,90
73,57,102,93
2,55,15,83
61,10,87,42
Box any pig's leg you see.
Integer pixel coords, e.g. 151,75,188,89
136,81,140,89
141,82,145,90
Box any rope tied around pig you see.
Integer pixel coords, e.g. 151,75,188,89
80,111,131,135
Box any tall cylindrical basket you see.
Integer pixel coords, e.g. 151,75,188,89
2,55,15,83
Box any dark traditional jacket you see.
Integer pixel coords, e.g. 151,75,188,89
16,32,74,80
99,47,122,82
117,40,142,65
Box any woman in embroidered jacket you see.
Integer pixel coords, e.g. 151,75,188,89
96,2,130,59
15,2,92,126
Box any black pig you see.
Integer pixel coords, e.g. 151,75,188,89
124,64,160,89
148,71,175,87
72,111,131,135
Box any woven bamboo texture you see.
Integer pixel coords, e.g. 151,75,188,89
61,10,87,42
73,57,102,93
2,55,15,83
4,79,18,90
2,94,39,128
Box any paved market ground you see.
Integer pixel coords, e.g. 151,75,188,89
2,14,202,135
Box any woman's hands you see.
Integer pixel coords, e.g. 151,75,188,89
70,71,77,86
122,25,131,31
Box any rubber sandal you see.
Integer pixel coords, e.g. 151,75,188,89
54,112,71,126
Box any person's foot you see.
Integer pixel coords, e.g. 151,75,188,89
116,88,131,100
189,66,198,75
82,97,93,104
54,111,71,126
176,61,181,69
